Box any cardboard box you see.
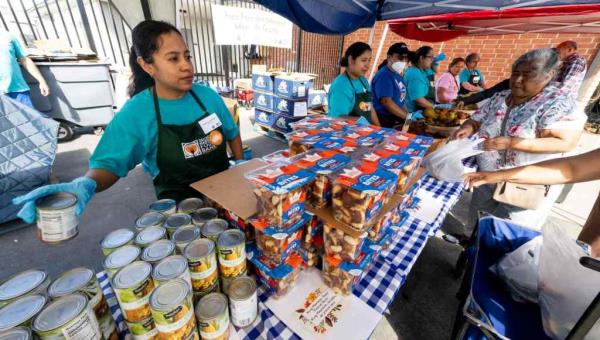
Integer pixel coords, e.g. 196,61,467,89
274,74,314,100
273,96,308,117
308,89,327,109
253,91,274,112
255,109,276,127
272,113,305,134
252,72,276,93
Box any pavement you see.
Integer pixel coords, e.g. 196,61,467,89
1,107,598,340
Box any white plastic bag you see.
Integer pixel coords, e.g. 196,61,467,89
491,236,543,304
422,138,484,182
538,220,600,339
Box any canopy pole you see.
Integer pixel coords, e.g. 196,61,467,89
367,25,376,45
369,23,388,81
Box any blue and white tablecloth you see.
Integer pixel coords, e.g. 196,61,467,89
100,162,475,340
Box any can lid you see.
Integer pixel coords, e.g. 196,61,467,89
0,270,47,301
149,278,190,311
171,226,201,244
153,255,188,281
0,294,47,331
101,228,135,249
0,326,31,340
48,267,94,298
35,192,77,210
196,293,228,320
177,198,204,214
183,238,214,260
165,213,192,228
227,277,256,301
201,219,229,237
104,245,141,269
141,240,175,263
149,199,176,213
217,229,245,248
135,226,166,246
113,261,152,289
190,208,217,224
135,211,165,229
32,294,87,332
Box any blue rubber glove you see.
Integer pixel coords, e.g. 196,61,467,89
410,110,424,120
434,103,454,110
12,177,97,224
356,117,370,126
230,159,248,167
433,52,446,63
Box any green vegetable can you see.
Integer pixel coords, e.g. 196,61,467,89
32,293,102,339
112,261,155,323
196,293,230,340
125,317,157,340
150,279,199,339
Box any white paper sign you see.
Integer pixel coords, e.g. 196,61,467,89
405,190,445,225
265,268,381,339
211,5,293,48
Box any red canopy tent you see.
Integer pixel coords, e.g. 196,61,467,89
387,4,600,42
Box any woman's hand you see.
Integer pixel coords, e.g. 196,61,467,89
483,137,512,151
463,171,503,188
454,100,465,109
451,123,474,140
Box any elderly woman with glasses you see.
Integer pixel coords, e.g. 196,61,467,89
453,48,586,230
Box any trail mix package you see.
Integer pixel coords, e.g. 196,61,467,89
323,223,368,262
312,137,358,154
368,210,393,242
246,162,316,227
287,130,329,156
330,164,397,231
358,151,416,192
302,212,323,249
365,227,394,258
250,212,308,266
331,128,384,148
247,245,303,299
290,115,349,131
294,150,352,208
322,251,373,296
262,149,290,164
298,246,321,269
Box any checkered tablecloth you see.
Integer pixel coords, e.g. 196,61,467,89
100,159,476,340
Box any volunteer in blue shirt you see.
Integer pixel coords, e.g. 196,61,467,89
0,30,50,107
372,43,410,128
404,46,452,113
13,20,244,223
459,53,487,95
328,42,380,126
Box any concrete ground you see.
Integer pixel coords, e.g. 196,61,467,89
1,108,598,340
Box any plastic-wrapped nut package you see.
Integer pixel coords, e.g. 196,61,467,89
323,223,367,262
250,213,308,266
322,251,373,296
247,244,304,299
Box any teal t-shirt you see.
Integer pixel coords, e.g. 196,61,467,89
327,74,370,117
89,83,239,178
403,66,429,112
0,31,29,94
459,68,484,86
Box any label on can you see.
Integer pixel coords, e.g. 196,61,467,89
230,292,258,327
198,312,229,340
188,255,218,292
127,317,158,340
38,205,78,242
217,245,246,278
115,279,154,322
62,307,102,340
152,298,196,337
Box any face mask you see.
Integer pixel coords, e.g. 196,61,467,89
391,61,406,74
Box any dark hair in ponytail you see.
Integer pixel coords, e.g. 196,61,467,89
340,42,371,67
408,46,433,66
127,20,182,97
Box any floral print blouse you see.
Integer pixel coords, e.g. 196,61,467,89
471,85,586,171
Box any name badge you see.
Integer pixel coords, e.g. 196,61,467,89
199,113,222,134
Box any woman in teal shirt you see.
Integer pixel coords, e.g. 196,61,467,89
13,20,244,223
404,46,452,113
327,42,380,126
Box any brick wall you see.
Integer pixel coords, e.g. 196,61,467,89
344,21,600,86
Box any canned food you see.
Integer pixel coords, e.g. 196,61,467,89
135,212,166,232
35,193,78,243
150,199,177,216
150,279,198,340
192,281,219,303
101,228,135,255
171,226,201,254
201,219,229,243
165,213,193,237
47,267,117,340
141,240,176,265
126,316,157,340
220,271,247,296
0,326,32,340
0,294,46,331
228,277,257,328
103,245,141,278
177,198,204,214
184,239,219,296
153,255,192,288
196,293,230,340
113,261,155,322
135,226,167,248
190,208,218,227
0,270,50,307
32,293,102,339
217,230,246,278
